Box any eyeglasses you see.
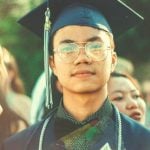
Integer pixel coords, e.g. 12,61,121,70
53,41,111,63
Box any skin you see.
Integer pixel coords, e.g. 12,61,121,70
50,25,117,121
142,81,150,106
108,77,146,125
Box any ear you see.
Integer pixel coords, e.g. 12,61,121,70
49,56,57,76
111,51,117,72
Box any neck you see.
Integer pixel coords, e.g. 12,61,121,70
63,86,107,122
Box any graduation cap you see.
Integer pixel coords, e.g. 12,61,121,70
18,0,144,109
19,0,144,39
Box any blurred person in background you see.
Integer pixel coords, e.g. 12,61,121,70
2,47,31,125
114,57,134,75
108,72,146,125
31,71,62,124
142,80,150,128
0,46,28,143
0,46,8,94
0,45,7,116
30,72,46,124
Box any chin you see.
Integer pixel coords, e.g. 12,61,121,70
72,85,100,93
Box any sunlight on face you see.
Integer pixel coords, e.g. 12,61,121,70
51,25,117,94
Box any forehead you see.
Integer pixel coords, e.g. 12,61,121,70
109,77,137,92
53,25,111,46
143,81,150,92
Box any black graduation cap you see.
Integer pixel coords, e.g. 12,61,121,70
18,0,144,109
19,0,144,39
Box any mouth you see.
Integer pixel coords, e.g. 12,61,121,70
130,112,142,121
71,70,95,78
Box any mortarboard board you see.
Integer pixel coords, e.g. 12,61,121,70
18,0,144,109
19,0,144,39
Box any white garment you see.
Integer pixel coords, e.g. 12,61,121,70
30,72,46,124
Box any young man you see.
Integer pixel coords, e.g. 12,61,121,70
1,0,150,150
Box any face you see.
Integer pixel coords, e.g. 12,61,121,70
50,25,117,94
108,77,146,124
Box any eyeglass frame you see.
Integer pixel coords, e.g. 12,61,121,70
53,41,112,63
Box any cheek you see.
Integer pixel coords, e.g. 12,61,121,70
99,60,112,80
112,101,127,113
55,65,66,78
54,61,70,83
138,101,146,114
52,56,65,76
105,55,113,72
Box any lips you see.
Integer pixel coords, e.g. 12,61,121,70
71,70,95,78
130,111,142,121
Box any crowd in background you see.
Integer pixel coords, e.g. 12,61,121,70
0,46,31,143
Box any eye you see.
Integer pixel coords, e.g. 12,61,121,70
112,96,123,101
132,94,140,100
87,42,103,51
59,43,77,53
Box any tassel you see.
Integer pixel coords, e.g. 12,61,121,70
44,7,53,109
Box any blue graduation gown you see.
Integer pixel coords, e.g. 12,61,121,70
1,107,150,150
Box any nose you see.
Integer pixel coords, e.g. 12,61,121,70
126,98,139,109
73,47,92,64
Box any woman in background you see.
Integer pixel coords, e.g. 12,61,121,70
0,46,29,143
2,47,31,124
0,46,7,94
0,46,7,116
108,72,146,125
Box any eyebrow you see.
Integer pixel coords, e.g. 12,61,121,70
60,36,103,44
60,39,74,44
86,36,103,42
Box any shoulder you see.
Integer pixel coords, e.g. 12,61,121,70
1,122,42,150
121,113,150,150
